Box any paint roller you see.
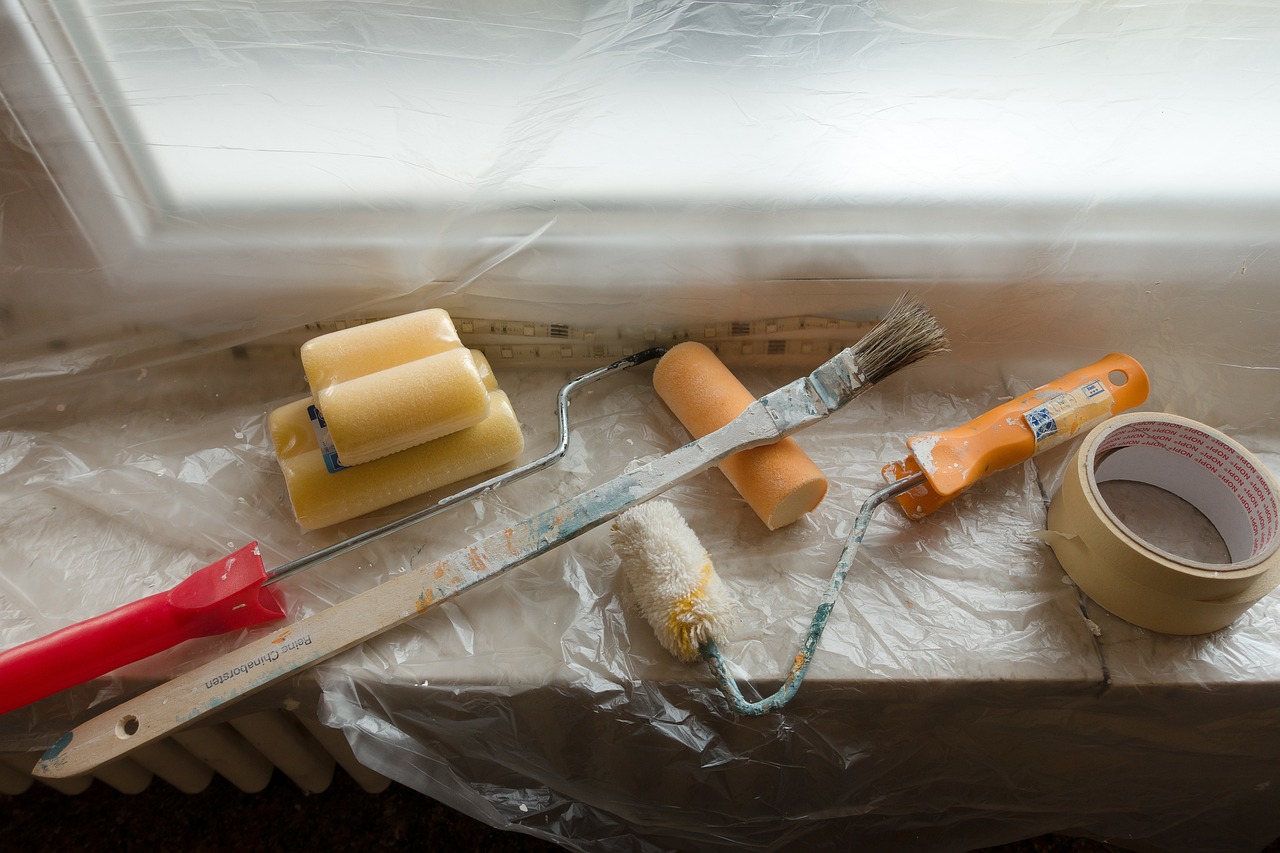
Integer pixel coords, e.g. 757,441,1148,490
270,349,525,530
612,353,1149,714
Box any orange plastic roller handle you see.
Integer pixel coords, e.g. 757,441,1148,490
882,353,1149,519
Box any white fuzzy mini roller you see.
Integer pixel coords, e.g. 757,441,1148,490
610,500,736,662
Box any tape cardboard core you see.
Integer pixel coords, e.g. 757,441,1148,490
1089,420,1279,571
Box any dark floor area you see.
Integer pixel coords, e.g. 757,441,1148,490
3,770,558,852
8,768,1265,853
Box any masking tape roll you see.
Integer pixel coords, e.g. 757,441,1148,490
1044,413,1280,635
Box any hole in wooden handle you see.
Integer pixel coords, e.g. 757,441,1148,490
115,715,140,739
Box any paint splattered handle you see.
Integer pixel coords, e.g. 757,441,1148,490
0,543,284,716
882,354,1150,519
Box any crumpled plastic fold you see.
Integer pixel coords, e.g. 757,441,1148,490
3,1,1280,851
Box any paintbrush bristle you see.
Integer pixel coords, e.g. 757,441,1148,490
850,295,949,385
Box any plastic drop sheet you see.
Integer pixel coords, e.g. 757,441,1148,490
1,335,1277,851
2,0,1280,851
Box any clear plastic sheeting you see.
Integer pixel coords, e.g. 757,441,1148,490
1,347,1277,851
318,361,1280,853
2,0,1280,851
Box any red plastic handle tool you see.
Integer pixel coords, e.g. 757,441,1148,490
0,542,285,716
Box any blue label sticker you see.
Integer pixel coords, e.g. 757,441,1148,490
308,405,346,473
1080,380,1106,399
1024,404,1059,443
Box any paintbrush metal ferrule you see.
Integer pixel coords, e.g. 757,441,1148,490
805,348,871,414
756,377,831,435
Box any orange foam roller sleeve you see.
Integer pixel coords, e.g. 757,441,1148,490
652,342,828,529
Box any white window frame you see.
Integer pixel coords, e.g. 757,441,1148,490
5,0,1280,311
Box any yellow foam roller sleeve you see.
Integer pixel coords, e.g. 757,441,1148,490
301,308,463,386
302,308,493,466
268,387,525,531
315,347,492,466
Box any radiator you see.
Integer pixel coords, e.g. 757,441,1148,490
0,706,389,796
